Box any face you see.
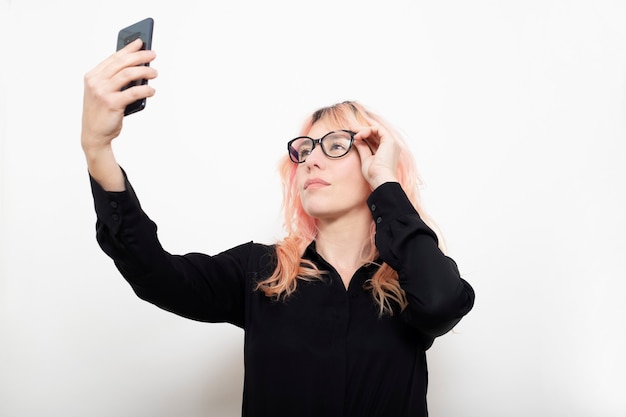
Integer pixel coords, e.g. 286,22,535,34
295,119,372,222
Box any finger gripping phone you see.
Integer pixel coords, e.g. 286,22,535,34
116,17,154,116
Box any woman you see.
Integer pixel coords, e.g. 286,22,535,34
82,39,475,417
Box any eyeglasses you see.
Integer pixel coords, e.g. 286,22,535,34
287,130,356,164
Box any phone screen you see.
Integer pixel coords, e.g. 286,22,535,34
116,17,154,116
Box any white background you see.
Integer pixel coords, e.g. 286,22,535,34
2,1,626,416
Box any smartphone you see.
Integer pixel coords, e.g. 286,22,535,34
116,17,154,116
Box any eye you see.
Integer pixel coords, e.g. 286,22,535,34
329,141,347,151
289,137,314,162
323,133,352,156
299,147,312,158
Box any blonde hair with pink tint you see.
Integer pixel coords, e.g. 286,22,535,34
255,101,443,316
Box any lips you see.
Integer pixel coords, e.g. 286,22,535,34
304,178,330,190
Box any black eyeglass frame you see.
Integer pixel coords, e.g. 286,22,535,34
287,130,356,164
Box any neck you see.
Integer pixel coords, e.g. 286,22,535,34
314,210,373,285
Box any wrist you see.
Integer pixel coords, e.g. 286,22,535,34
370,175,399,190
82,139,113,161
81,142,125,191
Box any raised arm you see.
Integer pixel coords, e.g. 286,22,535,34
81,38,157,190
367,183,475,339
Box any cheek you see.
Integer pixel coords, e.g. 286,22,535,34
344,156,368,186
295,167,306,190
353,174,372,197
349,165,373,197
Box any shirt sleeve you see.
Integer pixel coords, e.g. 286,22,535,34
367,182,475,339
89,169,248,327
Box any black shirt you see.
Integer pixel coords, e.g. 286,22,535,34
89,171,475,417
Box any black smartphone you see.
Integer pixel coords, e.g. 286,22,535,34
116,17,154,116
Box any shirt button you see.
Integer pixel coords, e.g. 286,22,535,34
376,217,382,224
371,204,377,211
112,213,120,221
110,201,118,209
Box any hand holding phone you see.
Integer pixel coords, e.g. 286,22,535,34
116,17,154,116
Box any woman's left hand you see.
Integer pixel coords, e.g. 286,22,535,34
353,124,401,189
